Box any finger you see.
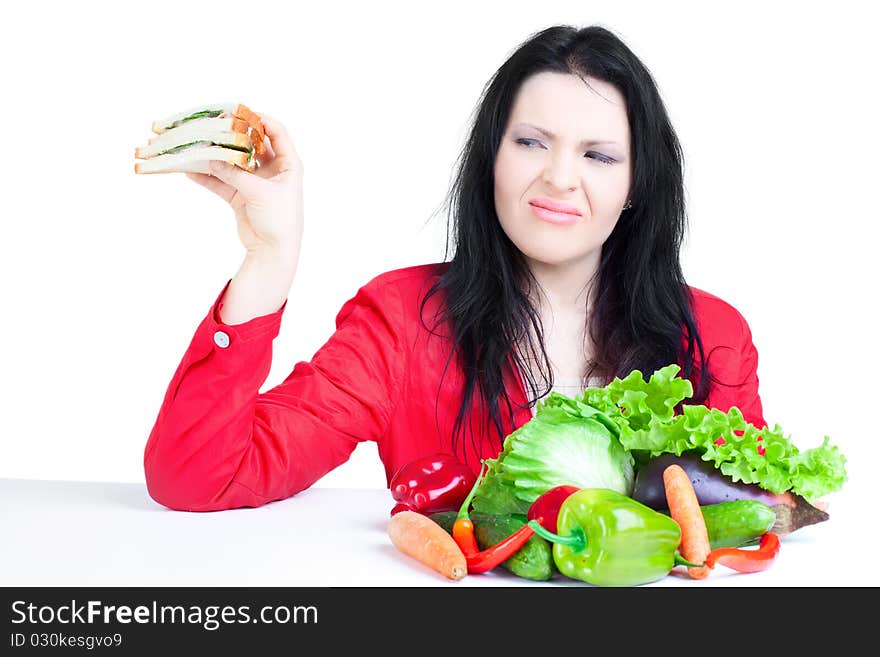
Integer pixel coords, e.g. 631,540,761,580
254,111,303,174
185,171,237,204
207,160,265,198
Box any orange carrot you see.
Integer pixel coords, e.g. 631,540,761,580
387,510,467,581
663,464,711,579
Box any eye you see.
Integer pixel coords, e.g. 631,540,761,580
515,138,615,165
515,138,541,148
587,152,615,166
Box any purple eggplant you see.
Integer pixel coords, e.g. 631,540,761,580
632,452,829,536
632,452,793,510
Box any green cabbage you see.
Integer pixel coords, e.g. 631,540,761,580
471,404,635,516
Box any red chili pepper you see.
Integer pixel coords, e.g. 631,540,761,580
452,462,542,574
527,484,580,532
705,532,781,573
464,519,541,574
389,453,476,516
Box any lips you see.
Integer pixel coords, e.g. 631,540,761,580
531,204,581,225
529,197,582,216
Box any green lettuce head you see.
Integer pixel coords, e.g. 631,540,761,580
471,404,635,516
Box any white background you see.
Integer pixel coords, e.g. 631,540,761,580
2,0,876,515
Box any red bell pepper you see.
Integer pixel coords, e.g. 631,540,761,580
527,484,580,532
389,453,476,516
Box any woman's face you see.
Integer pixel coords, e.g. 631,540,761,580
494,72,632,268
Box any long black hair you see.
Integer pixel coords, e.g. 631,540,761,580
419,24,711,460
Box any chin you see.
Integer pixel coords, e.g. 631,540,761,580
500,218,607,266
517,245,590,267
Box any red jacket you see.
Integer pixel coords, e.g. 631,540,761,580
143,262,765,512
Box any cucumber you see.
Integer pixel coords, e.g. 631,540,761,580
700,500,777,548
429,511,555,581
430,510,459,534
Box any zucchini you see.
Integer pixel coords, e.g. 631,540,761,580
700,500,777,548
429,511,555,581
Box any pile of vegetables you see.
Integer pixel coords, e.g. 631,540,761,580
386,364,848,585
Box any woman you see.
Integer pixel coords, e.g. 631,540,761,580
143,24,765,512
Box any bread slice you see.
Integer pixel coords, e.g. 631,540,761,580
150,102,264,143
144,116,249,144
135,128,251,159
134,145,255,174
151,103,244,134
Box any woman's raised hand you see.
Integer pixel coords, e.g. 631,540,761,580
185,111,304,265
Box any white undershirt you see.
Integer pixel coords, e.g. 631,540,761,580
519,368,606,417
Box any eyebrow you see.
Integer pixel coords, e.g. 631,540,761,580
514,122,621,147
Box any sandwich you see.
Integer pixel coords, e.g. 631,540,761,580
134,102,266,174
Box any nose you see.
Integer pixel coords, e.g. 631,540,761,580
541,152,579,191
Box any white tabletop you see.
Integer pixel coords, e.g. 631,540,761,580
1,477,875,587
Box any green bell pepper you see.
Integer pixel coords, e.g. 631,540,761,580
527,488,697,586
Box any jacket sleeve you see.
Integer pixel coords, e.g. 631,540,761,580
704,310,767,430
143,276,407,512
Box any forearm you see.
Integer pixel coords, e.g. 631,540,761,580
220,250,298,325
144,335,275,511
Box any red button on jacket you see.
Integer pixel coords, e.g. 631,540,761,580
143,262,766,512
